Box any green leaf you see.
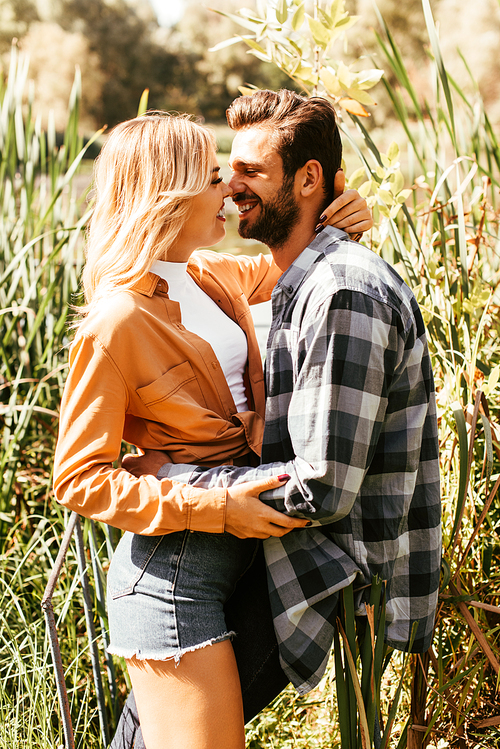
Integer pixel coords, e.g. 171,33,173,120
288,37,305,56
320,67,342,96
396,189,412,203
381,623,419,748
328,0,345,25
333,625,351,749
291,2,305,31
25,265,66,351
335,15,358,31
307,17,331,49
210,8,265,33
238,85,260,96
209,36,245,52
356,69,385,89
244,38,269,56
337,60,354,89
318,7,334,29
378,189,394,204
240,8,266,22
246,48,272,64
387,141,400,162
358,180,372,198
389,204,403,219
390,171,405,195
294,64,316,82
348,166,367,190
479,412,493,484
136,88,149,117
421,0,457,149
484,364,500,396
449,402,469,549
276,0,288,24
345,88,376,106
338,619,371,749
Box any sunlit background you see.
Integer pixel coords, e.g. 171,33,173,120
2,2,500,747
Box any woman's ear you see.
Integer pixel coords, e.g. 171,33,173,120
298,160,323,196
333,169,346,199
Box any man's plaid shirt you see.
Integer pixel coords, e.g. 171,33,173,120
162,227,442,694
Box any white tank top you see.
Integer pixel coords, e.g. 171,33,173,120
150,259,249,412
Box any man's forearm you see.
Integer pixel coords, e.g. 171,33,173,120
159,462,291,513
158,460,351,524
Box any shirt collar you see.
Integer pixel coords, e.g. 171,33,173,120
274,226,349,297
130,272,161,297
130,256,202,298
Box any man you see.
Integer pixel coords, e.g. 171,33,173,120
113,89,441,745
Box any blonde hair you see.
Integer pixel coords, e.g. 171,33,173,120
82,112,216,310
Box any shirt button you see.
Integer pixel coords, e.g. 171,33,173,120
211,361,218,369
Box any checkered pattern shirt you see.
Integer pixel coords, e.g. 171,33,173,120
162,227,442,694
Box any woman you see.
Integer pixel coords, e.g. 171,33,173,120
53,111,371,749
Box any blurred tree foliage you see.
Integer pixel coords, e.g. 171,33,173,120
1,0,499,130
56,0,177,127
0,0,294,129
0,0,40,47
167,0,295,121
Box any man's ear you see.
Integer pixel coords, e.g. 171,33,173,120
298,160,323,196
333,169,346,200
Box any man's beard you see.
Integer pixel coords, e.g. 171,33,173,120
237,175,300,249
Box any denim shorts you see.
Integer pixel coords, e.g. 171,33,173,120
106,530,259,662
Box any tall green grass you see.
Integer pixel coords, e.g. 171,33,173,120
2,2,500,745
0,43,99,536
0,44,111,748
0,512,110,748
341,2,500,745
358,5,500,744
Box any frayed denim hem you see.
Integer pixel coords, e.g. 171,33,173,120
107,630,237,665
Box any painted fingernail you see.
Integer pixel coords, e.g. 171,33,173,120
318,214,327,222
314,223,325,234
277,474,291,481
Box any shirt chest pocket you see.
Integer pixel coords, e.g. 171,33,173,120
136,361,208,435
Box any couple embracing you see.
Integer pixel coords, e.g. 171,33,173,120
54,89,441,749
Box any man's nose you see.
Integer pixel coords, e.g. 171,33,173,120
228,173,243,194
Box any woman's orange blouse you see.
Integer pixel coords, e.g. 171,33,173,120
53,251,281,536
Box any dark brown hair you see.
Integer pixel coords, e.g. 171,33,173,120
226,89,342,204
